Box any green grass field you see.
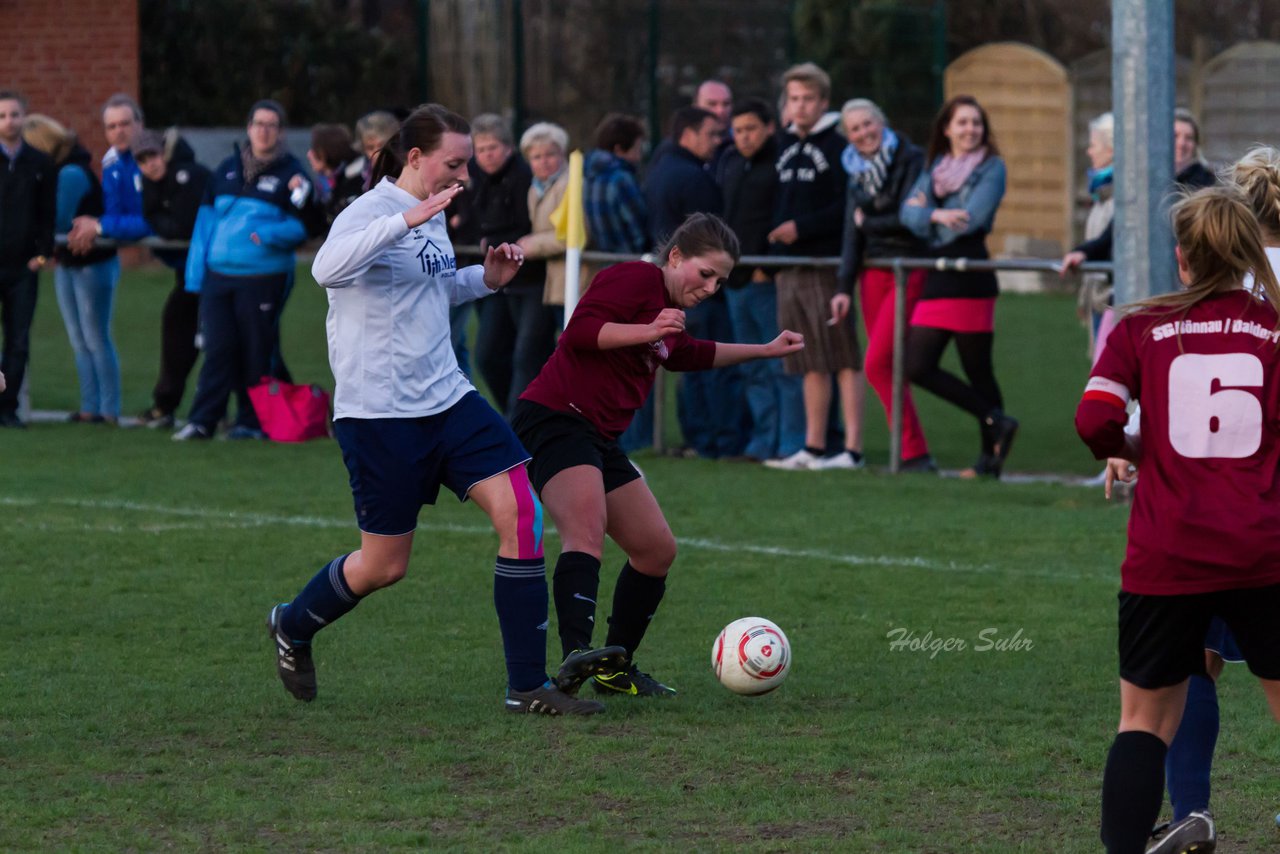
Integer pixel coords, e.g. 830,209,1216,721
4,265,1279,851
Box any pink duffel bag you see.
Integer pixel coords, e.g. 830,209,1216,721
248,377,331,443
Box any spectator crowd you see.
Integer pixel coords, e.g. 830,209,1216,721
2,61,1114,477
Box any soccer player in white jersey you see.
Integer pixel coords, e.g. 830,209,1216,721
266,104,623,716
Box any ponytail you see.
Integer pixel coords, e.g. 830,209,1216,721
1129,185,1280,335
1227,145,1280,243
369,146,404,185
369,103,470,186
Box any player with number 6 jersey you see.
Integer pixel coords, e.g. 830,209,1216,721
1078,281,1280,596
1076,185,1280,854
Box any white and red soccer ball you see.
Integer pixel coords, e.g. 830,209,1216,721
712,617,791,695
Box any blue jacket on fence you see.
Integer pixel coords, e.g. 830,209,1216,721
584,149,650,254
99,147,154,241
185,146,318,293
899,155,1006,250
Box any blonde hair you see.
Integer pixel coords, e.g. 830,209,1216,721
22,113,75,163
1129,185,1280,328
1088,112,1114,151
356,110,399,146
781,62,830,101
519,122,568,158
1226,145,1280,242
841,98,886,127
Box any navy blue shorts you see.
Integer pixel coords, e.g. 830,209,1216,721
333,391,531,536
1204,617,1243,663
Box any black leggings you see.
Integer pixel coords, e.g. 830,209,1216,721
906,325,1002,423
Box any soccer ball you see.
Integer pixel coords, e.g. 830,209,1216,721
712,617,791,695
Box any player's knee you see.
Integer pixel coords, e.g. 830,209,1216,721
364,556,409,589
644,533,677,573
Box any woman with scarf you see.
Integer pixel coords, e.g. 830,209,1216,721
900,95,1016,478
1062,109,1217,365
175,100,322,440
516,122,578,331
1060,112,1116,358
831,99,932,471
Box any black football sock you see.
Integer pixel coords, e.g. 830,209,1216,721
552,551,601,658
1100,730,1167,854
604,561,666,660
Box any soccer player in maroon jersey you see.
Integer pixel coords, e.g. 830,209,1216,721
511,213,804,696
1104,146,1280,853
1076,186,1280,854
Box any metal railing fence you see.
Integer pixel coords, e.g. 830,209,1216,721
63,235,1111,471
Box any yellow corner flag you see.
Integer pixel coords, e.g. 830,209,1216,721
550,150,586,250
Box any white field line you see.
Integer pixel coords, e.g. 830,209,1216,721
0,496,1108,584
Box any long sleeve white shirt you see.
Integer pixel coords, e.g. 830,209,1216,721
313,178,494,419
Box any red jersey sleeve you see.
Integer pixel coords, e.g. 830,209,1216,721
558,264,655,351
663,334,716,372
1076,316,1139,459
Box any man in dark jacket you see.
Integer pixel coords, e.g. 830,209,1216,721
0,90,55,428
466,113,553,415
720,98,803,463
765,63,865,472
135,128,211,428
644,107,722,243
646,106,748,459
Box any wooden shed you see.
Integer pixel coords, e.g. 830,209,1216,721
1199,41,1280,165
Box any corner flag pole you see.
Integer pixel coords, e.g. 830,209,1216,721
557,150,587,327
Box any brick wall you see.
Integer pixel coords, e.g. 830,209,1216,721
0,0,140,169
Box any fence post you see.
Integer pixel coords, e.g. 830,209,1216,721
889,260,907,474
1112,0,1175,302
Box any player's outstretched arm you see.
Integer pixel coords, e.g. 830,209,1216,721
711,330,804,368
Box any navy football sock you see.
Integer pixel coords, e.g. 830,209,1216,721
604,562,666,660
280,554,361,644
552,551,602,658
494,556,550,692
1166,674,1219,820
1100,730,1167,854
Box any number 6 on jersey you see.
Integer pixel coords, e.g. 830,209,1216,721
1168,353,1263,459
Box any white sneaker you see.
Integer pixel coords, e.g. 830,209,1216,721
1146,810,1215,854
172,422,211,441
810,450,865,471
764,449,818,470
